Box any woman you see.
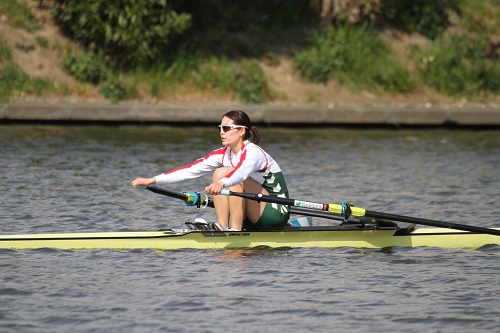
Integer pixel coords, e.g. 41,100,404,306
131,110,290,231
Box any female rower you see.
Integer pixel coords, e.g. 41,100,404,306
131,110,290,231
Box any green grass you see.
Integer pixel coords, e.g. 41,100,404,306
0,38,53,101
293,24,414,93
450,0,500,35
0,62,54,101
0,0,41,32
416,36,500,95
35,36,49,49
129,44,271,104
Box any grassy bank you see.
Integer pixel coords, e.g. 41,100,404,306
1,0,499,106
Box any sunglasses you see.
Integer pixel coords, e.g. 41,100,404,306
218,124,247,133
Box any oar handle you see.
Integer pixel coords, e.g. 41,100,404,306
147,185,214,208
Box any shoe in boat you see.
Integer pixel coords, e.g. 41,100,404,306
212,222,239,231
194,218,211,230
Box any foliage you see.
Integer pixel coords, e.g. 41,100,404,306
0,38,53,101
52,0,191,68
0,39,12,63
194,57,235,94
293,24,414,92
0,63,53,101
449,0,500,36
417,36,500,95
233,60,271,104
173,0,314,57
194,57,270,104
134,44,271,104
62,48,109,84
382,0,449,39
99,77,127,103
62,47,129,102
0,0,41,32
36,36,49,49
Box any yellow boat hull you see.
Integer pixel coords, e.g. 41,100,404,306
0,227,498,250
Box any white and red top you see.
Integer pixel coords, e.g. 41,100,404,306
155,140,289,198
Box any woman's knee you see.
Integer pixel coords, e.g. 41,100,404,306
243,177,268,195
213,167,231,182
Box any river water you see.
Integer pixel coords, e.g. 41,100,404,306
0,124,499,332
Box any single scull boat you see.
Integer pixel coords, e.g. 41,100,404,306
1,224,498,250
0,186,498,250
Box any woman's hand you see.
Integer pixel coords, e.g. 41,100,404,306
131,177,155,188
204,181,224,195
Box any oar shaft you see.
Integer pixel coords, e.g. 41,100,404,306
365,210,500,235
219,190,366,216
146,186,188,201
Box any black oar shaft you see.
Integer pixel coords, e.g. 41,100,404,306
146,185,214,208
365,210,500,235
146,186,187,201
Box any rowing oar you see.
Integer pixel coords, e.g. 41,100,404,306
145,186,347,222
220,190,500,236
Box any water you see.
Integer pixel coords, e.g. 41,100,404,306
1,125,499,332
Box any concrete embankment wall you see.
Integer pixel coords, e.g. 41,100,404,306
1,102,500,127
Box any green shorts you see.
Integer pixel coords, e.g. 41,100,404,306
243,202,290,230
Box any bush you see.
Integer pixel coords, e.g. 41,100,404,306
53,0,191,68
233,60,270,104
194,57,235,93
382,0,449,39
62,47,129,102
62,48,109,84
294,24,414,92
99,77,127,103
194,57,271,104
417,36,500,95
450,0,500,36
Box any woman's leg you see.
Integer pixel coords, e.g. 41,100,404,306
242,177,268,223
211,168,245,229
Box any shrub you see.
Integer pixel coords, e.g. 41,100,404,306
194,57,235,93
62,48,109,84
450,0,500,36
53,0,191,67
417,36,500,95
194,57,271,104
233,60,270,104
382,0,449,39
99,77,127,103
294,25,414,92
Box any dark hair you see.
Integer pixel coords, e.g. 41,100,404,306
223,110,260,144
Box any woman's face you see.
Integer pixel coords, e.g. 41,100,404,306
219,116,245,149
